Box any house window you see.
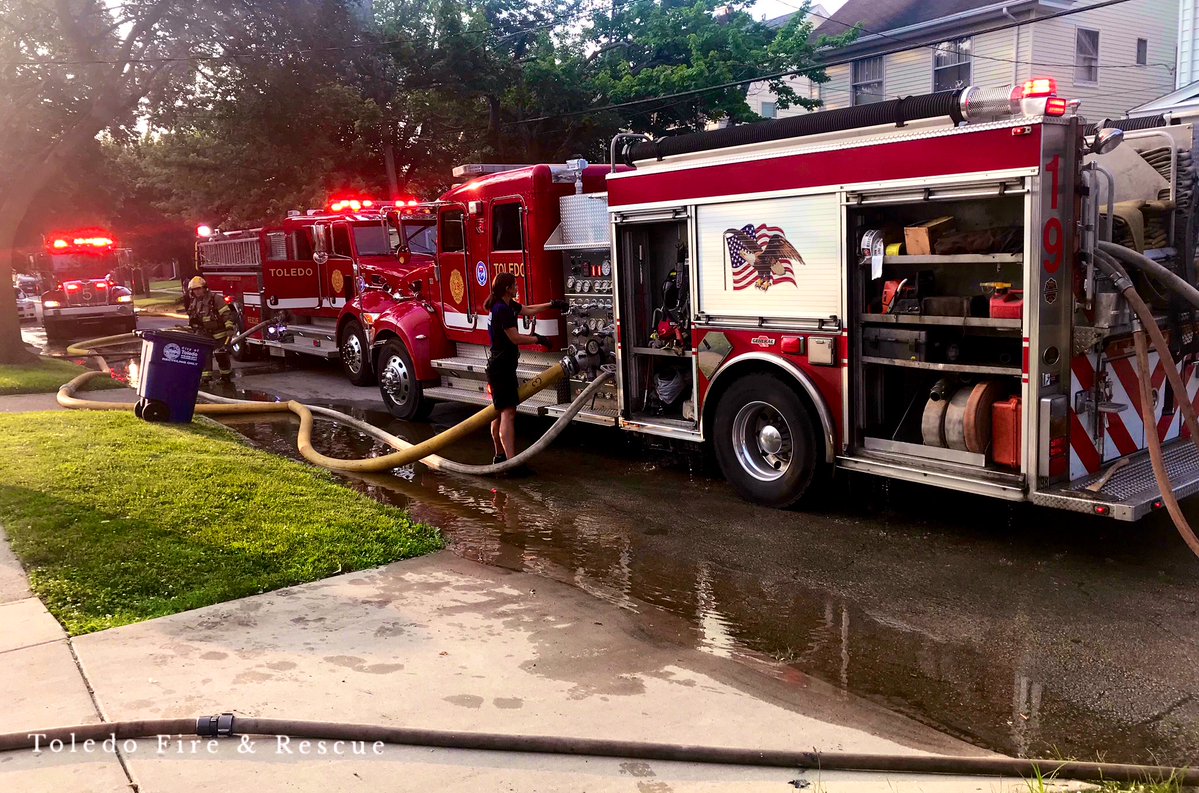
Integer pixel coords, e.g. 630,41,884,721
933,37,972,92
1075,28,1099,83
760,101,777,119
491,202,524,251
1136,38,1148,65
852,56,883,105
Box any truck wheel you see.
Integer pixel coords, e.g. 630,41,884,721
378,338,431,421
712,374,825,509
43,320,65,342
339,320,375,386
229,317,259,362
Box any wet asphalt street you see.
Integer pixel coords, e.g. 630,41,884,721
30,320,1199,767
212,359,1199,768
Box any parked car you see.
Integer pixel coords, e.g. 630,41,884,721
15,289,37,322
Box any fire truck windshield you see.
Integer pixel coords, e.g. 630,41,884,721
47,252,115,280
351,224,393,257
402,221,436,255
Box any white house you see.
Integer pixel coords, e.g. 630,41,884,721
748,0,1180,123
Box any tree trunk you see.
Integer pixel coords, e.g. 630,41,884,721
0,201,39,364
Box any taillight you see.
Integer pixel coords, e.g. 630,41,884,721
1044,97,1068,117
43,299,61,308
65,283,79,291
95,281,107,289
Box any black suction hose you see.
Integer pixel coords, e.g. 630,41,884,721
1097,241,1199,313
3,716,1196,785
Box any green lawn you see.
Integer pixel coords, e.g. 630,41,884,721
0,412,442,634
0,358,126,396
135,280,184,313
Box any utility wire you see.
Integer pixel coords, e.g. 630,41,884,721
508,0,1143,125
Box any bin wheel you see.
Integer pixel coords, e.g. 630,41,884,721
141,400,170,423
134,399,145,419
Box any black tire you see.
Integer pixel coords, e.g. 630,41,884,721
377,338,431,421
141,399,170,422
43,320,68,342
712,374,825,509
229,314,259,362
338,320,375,386
134,399,145,419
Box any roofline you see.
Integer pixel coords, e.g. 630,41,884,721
817,0,1058,57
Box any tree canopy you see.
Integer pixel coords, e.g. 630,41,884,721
0,0,849,360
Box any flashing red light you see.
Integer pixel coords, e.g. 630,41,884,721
1044,97,1069,117
1153,499,1165,510
95,281,107,289
197,224,214,238
224,295,234,304
1022,77,1057,98
1093,504,1110,516
65,283,80,291
362,200,374,208
406,199,419,206
52,239,68,249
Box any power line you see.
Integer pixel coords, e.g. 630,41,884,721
779,0,1173,72
508,0,1143,125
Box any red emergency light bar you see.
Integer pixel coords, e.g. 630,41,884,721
327,198,423,213
47,231,116,251
1021,77,1057,98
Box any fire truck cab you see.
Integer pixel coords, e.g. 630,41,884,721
196,200,437,385
382,79,1199,519
33,231,136,341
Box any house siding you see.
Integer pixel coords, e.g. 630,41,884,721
1027,0,1178,120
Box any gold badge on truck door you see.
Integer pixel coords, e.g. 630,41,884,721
331,269,345,294
450,269,465,304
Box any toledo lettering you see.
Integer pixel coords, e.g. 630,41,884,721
268,267,315,278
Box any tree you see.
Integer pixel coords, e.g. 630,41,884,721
0,0,360,362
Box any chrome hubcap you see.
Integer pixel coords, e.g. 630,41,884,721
732,401,793,482
342,332,364,374
380,353,411,405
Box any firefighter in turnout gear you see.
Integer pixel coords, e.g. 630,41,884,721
187,276,236,382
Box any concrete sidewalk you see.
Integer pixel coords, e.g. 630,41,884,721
0,546,1075,792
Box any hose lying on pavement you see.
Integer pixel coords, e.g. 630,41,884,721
57,330,597,475
1,715,1194,785
200,369,615,476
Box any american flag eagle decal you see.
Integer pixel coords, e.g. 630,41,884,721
724,224,806,291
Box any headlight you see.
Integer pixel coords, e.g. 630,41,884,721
43,300,61,308
116,295,133,303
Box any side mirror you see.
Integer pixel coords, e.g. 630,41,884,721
1090,127,1124,156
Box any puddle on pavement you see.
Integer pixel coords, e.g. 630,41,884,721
218,403,1199,766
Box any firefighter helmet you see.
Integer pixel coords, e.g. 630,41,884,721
188,276,207,290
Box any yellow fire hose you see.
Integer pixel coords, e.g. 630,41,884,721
59,332,581,475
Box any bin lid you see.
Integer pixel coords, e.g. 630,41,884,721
136,328,219,348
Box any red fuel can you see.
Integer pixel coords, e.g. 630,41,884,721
990,289,1024,319
992,396,1022,469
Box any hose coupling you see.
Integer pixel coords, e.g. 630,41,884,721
196,712,237,737
560,353,581,378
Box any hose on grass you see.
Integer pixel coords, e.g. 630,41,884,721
0,714,1194,785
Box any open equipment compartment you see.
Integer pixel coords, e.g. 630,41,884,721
615,217,698,429
847,185,1029,476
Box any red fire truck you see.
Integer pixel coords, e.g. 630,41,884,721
195,199,437,385
31,230,136,341
374,79,1199,518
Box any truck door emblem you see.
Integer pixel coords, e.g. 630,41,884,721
450,270,466,304
725,224,805,291
750,335,775,348
1044,277,1058,305
331,270,344,294
476,261,488,287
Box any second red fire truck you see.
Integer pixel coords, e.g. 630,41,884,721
195,199,437,385
364,78,1199,518
31,230,136,341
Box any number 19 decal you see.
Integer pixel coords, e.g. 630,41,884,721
1043,154,1062,274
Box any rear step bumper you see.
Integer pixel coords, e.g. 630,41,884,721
1030,439,1199,521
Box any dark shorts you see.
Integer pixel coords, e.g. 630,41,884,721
486,358,519,410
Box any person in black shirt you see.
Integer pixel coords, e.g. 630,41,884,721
484,272,568,464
